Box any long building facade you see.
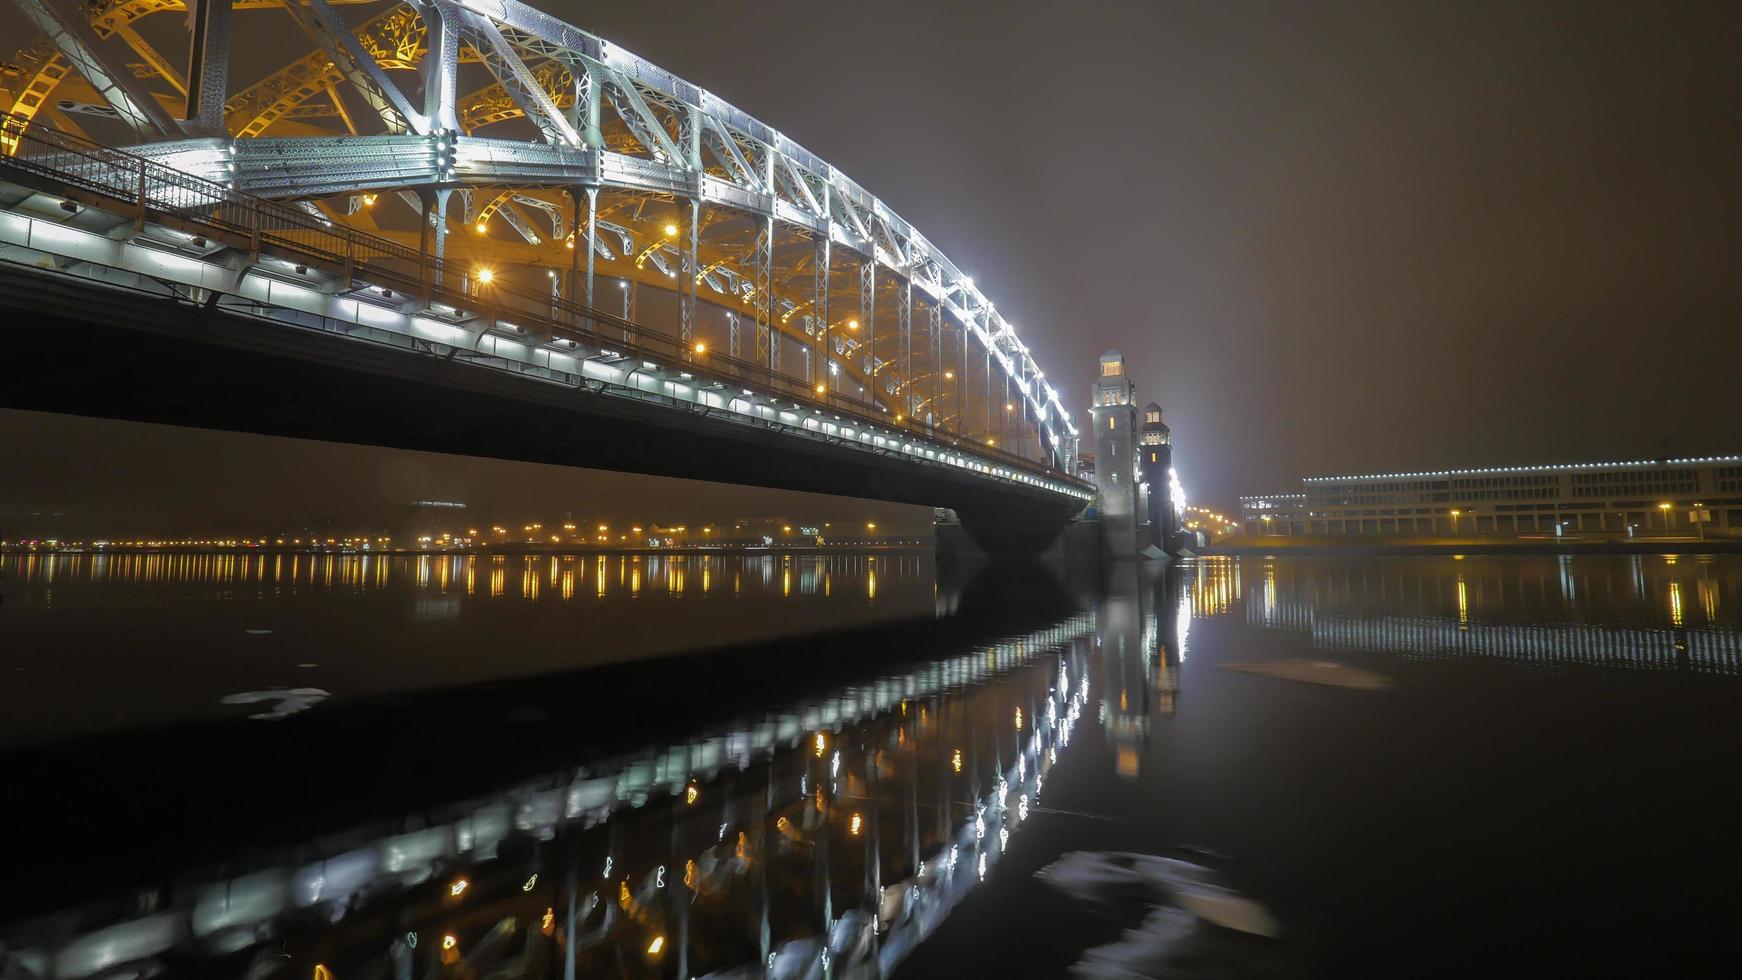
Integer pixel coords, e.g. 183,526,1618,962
1241,456,1742,539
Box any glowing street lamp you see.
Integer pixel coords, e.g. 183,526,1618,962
663,223,678,237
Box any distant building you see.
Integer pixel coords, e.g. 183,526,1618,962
1241,456,1742,538
401,500,469,548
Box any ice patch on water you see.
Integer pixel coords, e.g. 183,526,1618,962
219,688,330,720
1221,658,1391,690
1038,851,1289,979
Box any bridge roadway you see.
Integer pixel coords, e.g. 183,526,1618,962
0,119,1092,552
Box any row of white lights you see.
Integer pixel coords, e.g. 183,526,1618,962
621,352,1088,500
1302,455,1742,484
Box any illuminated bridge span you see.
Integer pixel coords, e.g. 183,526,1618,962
0,0,1089,550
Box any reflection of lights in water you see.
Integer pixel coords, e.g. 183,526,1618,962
850,813,863,835
1014,707,1023,731
1177,591,1191,660
1670,582,1684,628
830,750,840,778
686,784,699,805
999,827,1009,851
523,874,537,891
952,749,963,772
815,732,827,757
449,878,468,897
603,856,612,879
541,908,555,934
441,935,457,951
978,852,987,880
1457,573,1469,626
647,936,665,956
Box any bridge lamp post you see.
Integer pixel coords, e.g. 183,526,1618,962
1658,501,1673,532
1450,508,1462,535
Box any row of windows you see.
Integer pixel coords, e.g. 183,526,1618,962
1450,475,1558,489
1317,480,1448,495
1453,488,1558,501
1251,509,1742,535
1311,493,1449,507
1571,482,1697,498
1572,468,1696,484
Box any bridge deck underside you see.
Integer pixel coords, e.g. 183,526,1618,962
0,260,1082,553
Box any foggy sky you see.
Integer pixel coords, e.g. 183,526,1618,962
3,0,1737,532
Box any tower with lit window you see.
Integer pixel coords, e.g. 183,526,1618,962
1090,350,1140,557
1138,403,1178,550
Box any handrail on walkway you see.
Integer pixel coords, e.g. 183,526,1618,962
0,113,1082,487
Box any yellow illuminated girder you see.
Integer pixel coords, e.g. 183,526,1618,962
1,0,375,151
342,202,904,416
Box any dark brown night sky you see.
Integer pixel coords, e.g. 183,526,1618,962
3,0,1737,535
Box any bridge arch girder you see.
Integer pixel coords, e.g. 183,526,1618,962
2,0,1077,462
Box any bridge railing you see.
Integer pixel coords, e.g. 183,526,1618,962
0,113,1080,486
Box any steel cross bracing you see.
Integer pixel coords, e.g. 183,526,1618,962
0,0,1078,464
0,114,1091,506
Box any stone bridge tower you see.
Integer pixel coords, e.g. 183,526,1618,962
1090,350,1140,557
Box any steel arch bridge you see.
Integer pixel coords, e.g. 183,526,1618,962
0,0,1090,544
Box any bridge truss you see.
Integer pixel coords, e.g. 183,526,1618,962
1,0,1080,469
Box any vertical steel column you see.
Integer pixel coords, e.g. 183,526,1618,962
984,344,992,445
1003,374,1012,456
959,314,969,436
928,304,941,430
860,256,875,408
813,232,830,388
680,198,699,355
753,217,773,372
420,0,459,131
431,188,449,288
728,311,739,359
898,277,912,416
566,189,581,309
584,187,597,308
184,0,231,133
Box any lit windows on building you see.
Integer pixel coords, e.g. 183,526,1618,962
1239,455,1742,539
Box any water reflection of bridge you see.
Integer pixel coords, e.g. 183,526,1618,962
3,612,1094,980
1183,554,1742,676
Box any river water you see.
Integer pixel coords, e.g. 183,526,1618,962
2,551,1739,978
